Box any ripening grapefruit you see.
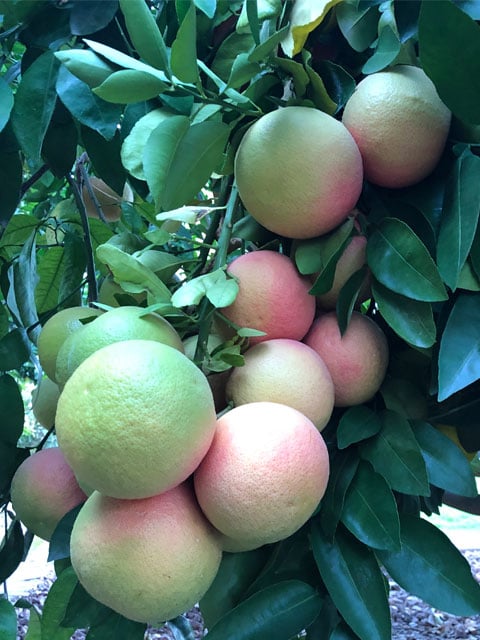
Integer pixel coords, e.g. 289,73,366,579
10,447,87,541
97,275,147,307
70,483,222,624
342,65,451,188
55,305,184,387
226,339,334,430
55,339,217,499
82,177,133,222
31,376,61,428
37,306,103,381
221,250,316,344
234,106,363,239
194,402,330,551
304,311,389,407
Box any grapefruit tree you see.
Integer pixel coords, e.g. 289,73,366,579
1,1,480,639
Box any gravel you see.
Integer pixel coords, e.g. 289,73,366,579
13,550,480,639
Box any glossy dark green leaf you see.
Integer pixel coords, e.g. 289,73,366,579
35,246,65,315
227,53,261,90
336,2,379,52
11,50,59,160
56,66,121,140
0,126,22,228
341,460,401,551
380,377,427,421
41,102,78,178
59,232,87,307
195,0,216,18
360,410,430,496
80,127,126,196
69,0,118,36
54,50,115,89
170,3,200,85
438,293,480,401
319,449,359,541
0,373,24,443
86,612,148,639
49,504,84,562
248,26,289,63
377,514,480,616
419,0,480,124
303,51,337,115
317,61,355,113
336,266,370,334
41,566,78,640
372,279,436,348
0,597,17,640
362,25,401,74
204,580,322,640
337,405,382,449
273,56,309,97
61,581,109,628
330,621,360,640
437,150,480,290
0,79,13,134
311,522,391,640
119,0,170,74
0,330,30,373
200,548,270,628
367,218,447,302
94,69,168,104
0,520,24,583
0,444,29,499
212,31,255,82
166,616,195,640
410,420,477,497
144,118,229,212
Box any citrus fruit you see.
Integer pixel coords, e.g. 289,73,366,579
55,339,217,499
304,311,389,407
70,483,222,624
55,305,184,387
234,106,363,239
37,306,103,381
221,250,316,344
31,376,61,428
226,339,334,430
82,177,133,222
98,275,147,307
342,65,451,188
194,402,330,551
10,447,87,541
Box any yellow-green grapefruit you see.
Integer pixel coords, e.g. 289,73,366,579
31,376,61,428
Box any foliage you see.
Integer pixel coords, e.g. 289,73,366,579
1,0,480,638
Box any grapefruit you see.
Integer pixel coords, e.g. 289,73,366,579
10,447,87,541
55,305,184,387
55,339,217,499
31,376,61,429
194,402,330,551
234,106,363,239
70,483,222,623
37,306,103,382
221,250,316,344
304,311,389,407
342,65,451,188
226,339,334,430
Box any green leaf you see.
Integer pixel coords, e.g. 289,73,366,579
419,0,480,124
40,566,78,640
144,118,230,212
336,2,379,52
410,420,477,497
437,150,480,290
0,444,28,500
7,231,40,336
204,580,322,640
200,548,270,628
248,26,290,63
227,53,261,90
372,279,436,348
438,293,480,401
0,597,17,640
170,2,200,85
359,410,430,496
0,519,24,583
35,246,65,315
86,611,146,639
317,60,356,113
367,218,448,302
11,50,60,161
0,125,22,228
0,374,24,444
281,0,343,57
58,232,87,307
48,504,84,562
195,0,216,19
84,40,168,83
302,51,337,115
94,70,168,104
119,0,170,74
56,66,121,140
0,330,31,373
337,406,382,450
171,270,239,308
362,25,401,74
377,514,480,616
311,522,391,640
0,80,13,134
319,449,359,541
24,606,42,640
341,460,401,551
336,266,370,335
54,49,115,88
273,57,309,97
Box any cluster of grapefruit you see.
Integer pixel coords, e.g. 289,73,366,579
10,64,453,626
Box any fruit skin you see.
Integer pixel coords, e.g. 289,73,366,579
10,447,87,541
70,483,222,624
37,306,104,382
55,305,184,387
31,376,61,428
226,338,334,431
194,402,330,551
304,311,389,407
234,106,363,239
82,177,133,222
55,339,217,499
342,65,451,188
222,250,316,344
98,276,147,307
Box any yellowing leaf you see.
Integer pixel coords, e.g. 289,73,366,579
281,0,343,58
